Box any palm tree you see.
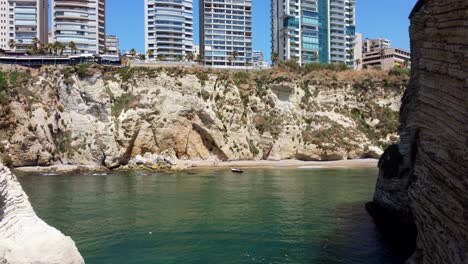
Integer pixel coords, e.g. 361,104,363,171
102,46,109,54
147,49,154,59
379,49,386,67
232,50,239,65
355,58,361,69
311,51,318,61
32,37,40,53
227,56,233,66
176,54,184,61
195,54,204,64
271,52,279,65
185,52,194,61
157,53,165,61
129,48,137,56
45,43,53,55
8,39,16,50
52,41,61,55
68,41,77,54
58,43,66,55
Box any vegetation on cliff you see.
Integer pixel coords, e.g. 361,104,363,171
0,64,408,168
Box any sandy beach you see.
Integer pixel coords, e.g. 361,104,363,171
183,159,379,170
13,159,379,173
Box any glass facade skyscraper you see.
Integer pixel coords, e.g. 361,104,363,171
52,0,106,55
199,0,252,67
144,0,193,61
272,0,356,66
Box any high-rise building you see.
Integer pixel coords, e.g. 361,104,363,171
105,35,119,55
272,0,356,66
144,0,193,61
0,0,48,51
199,0,252,67
362,38,391,53
52,0,106,55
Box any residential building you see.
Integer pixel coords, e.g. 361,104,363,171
252,50,263,65
52,0,106,55
362,38,391,53
105,35,119,55
271,0,356,66
199,0,253,67
192,44,199,57
0,0,48,51
353,32,362,70
362,48,410,70
144,0,193,61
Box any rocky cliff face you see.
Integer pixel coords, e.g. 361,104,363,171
0,65,407,169
368,0,468,263
0,162,84,263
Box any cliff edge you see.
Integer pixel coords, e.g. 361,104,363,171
368,0,468,263
0,162,84,263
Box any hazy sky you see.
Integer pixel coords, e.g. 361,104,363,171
50,0,418,59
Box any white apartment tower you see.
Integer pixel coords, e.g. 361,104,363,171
144,0,194,61
52,0,106,55
272,0,356,66
200,0,253,67
0,0,48,51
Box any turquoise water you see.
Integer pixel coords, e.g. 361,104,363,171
17,168,407,264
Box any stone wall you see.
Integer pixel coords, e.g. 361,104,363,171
369,0,468,263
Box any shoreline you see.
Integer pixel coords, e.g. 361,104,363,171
13,159,378,173
185,159,378,170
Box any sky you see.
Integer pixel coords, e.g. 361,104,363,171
51,0,418,59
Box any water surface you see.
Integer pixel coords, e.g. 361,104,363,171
18,168,407,263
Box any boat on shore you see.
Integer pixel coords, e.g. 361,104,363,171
231,168,244,173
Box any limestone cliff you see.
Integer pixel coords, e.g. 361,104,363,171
368,0,467,263
0,162,84,263
0,65,407,169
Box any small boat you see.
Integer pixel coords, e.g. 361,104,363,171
231,168,244,173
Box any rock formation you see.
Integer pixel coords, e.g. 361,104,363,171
368,0,468,263
0,65,407,169
0,162,84,263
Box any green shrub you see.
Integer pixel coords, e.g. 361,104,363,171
2,155,13,168
248,139,259,156
389,66,410,76
75,64,91,78
196,71,209,87
232,71,250,86
58,105,64,112
116,67,135,83
112,92,138,117
0,91,9,105
0,72,7,90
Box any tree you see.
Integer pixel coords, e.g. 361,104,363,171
139,54,146,60
58,43,66,55
227,56,233,66
68,41,77,54
8,39,16,50
157,53,165,61
147,49,154,59
185,52,194,61
195,54,204,64
44,43,53,55
102,46,109,54
271,52,279,65
176,54,184,61
379,49,386,67
355,58,361,69
311,51,318,61
32,37,40,53
129,48,137,56
232,50,239,64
